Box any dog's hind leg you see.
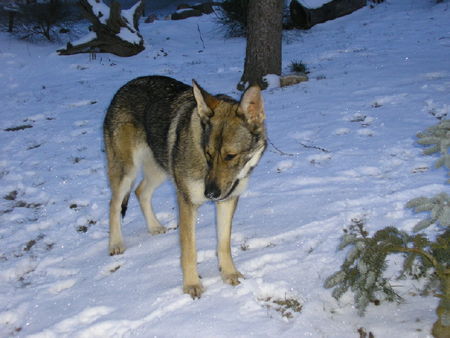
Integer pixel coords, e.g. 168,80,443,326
105,123,140,256
135,147,167,235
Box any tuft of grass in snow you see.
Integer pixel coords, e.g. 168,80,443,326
260,296,302,319
289,60,309,74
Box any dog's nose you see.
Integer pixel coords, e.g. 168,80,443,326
204,182,221,200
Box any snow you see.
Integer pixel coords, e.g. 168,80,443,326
297,0,336,9
69,32,98,48
117,27,142,46
263,74,281,89
87,0,111,24
1,0,449,336
122,0,142,26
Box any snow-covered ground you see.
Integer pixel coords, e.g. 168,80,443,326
1,0,449,336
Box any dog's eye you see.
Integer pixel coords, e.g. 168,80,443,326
224,154,236,161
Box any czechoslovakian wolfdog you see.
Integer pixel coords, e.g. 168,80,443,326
104,76,267,298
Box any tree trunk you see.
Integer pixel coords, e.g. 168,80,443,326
7,11,15,32
237,0,283,90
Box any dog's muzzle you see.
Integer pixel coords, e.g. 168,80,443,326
205,180,240,201
204,181,221,200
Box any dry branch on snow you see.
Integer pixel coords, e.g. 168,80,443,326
58,0,144,57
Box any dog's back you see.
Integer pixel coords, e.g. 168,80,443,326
104,76,193,171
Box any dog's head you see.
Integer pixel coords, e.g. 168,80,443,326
192,80,267,201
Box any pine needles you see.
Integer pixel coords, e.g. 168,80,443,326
416,119,450,183
325,119,450,337
406,193,450,231
324,219,403,316
324,219,449,315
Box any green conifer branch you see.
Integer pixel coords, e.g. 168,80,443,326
325,121,450,336
416,120,450,169
406,193,450,232
325,221,449,330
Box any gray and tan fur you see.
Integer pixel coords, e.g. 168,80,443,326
104,76,266,298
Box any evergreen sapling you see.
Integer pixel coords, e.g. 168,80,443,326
325,120,449,337
324,219,403,316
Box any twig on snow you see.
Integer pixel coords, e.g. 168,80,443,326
197,24,206,49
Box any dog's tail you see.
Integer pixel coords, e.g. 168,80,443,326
121,192,130,218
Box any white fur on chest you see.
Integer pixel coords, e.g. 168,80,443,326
185,179,208,205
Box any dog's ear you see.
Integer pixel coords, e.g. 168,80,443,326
192,80,219,120
239,85,265,125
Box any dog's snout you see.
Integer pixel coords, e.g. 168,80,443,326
204,182,221,200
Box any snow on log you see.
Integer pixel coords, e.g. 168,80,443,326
58,0,145,57
290,0,366,29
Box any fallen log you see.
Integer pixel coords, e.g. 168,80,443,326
290,0,366,29
58,0,144,57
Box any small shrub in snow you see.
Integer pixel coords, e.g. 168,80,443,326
289,60,309,74
1,1,82,42
324,218,402,316
325,120,450,337
325,219,449,336
217,0,249,37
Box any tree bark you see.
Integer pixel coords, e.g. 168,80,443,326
237,0,283,90
7,11,15,32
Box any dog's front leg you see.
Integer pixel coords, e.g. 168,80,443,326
178,193,204,298
217,197,243,286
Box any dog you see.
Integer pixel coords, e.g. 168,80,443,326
103,76,267,298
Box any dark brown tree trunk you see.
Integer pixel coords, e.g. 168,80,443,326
8,11,15,32
237,0,283,90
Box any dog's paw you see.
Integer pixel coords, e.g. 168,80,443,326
222,271,244,286
109,242,125,256
183,283,204,299
150,225,167,235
